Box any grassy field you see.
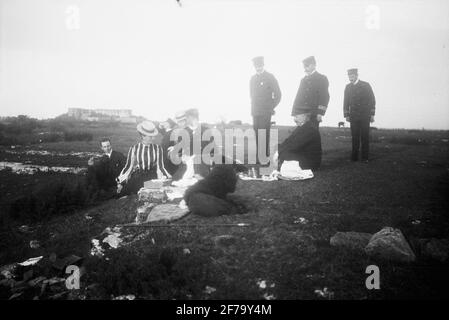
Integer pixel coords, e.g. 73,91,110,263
0,123,448,300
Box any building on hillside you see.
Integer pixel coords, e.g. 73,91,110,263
67,108,137,123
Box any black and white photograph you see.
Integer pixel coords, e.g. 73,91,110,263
0,0,448,306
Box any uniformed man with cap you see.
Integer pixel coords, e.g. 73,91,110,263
250,56,282,163
343,68,376,162
291,56,330,125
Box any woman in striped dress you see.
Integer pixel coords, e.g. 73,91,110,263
117,121,171,195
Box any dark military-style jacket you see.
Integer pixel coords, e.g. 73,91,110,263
278,120,322,170
343,80,376,121
250,71,282,116
291,71,330,117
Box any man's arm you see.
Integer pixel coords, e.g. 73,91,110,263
343,84,350,119
291,80,303,116
271,75,282,108
367,83,376,117
317,76,330,117
116,146,135,185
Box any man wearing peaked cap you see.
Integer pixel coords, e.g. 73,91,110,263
292,55,330,125
249,56,282,164
343,68,376,162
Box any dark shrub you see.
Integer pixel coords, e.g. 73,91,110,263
2,115,41,135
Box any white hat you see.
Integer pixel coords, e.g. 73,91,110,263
175,110,187,123
137,121,159,136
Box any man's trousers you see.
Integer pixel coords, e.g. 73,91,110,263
350,117,370,161
252,114,272,163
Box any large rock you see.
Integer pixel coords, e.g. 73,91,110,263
424,238,449,262
330,232,372,251
145,204,189,223
365,227,416,262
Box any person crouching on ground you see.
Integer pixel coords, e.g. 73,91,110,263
116,121,171,195
275,112,322,170
87,138,126,195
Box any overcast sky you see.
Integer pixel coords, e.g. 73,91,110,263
0,0,448,129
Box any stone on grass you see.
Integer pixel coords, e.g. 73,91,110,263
330,231,373,251
424,238,449,262
212,235,238,247
365,227,416,262
145,204,189,223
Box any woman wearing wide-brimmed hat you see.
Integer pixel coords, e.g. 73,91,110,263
116,120,171,195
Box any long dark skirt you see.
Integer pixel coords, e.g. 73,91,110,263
121,170,157,195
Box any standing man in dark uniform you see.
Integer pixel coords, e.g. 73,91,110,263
250,56,282,163
292,56,330,127
343,68,376,162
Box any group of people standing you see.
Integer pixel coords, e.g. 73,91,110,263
249,55,376,169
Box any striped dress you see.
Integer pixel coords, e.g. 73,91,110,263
117,142,171,184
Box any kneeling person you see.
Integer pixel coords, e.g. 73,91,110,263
277,112,321,170
87,138,126,192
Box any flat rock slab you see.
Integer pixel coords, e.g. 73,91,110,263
330,232,373,251
365,227,416,263
212,235,238,247
145,204,189,223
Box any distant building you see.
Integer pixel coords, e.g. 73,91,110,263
67,107,137,123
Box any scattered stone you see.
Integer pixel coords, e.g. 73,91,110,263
257,280,267,289
18,256,43,267
18,225,31,233
330,231,373,251
365,227,416,262
424,238,449,262
212,235,238,248
411,220,421,225
29,240,40,249
1,263,18,279
314,287,334,299
263,293,276,300
9,292,24,300
103,233,123,249
91,239,105,257
113,294,136,300
294,217,308,225
204,286,216,295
